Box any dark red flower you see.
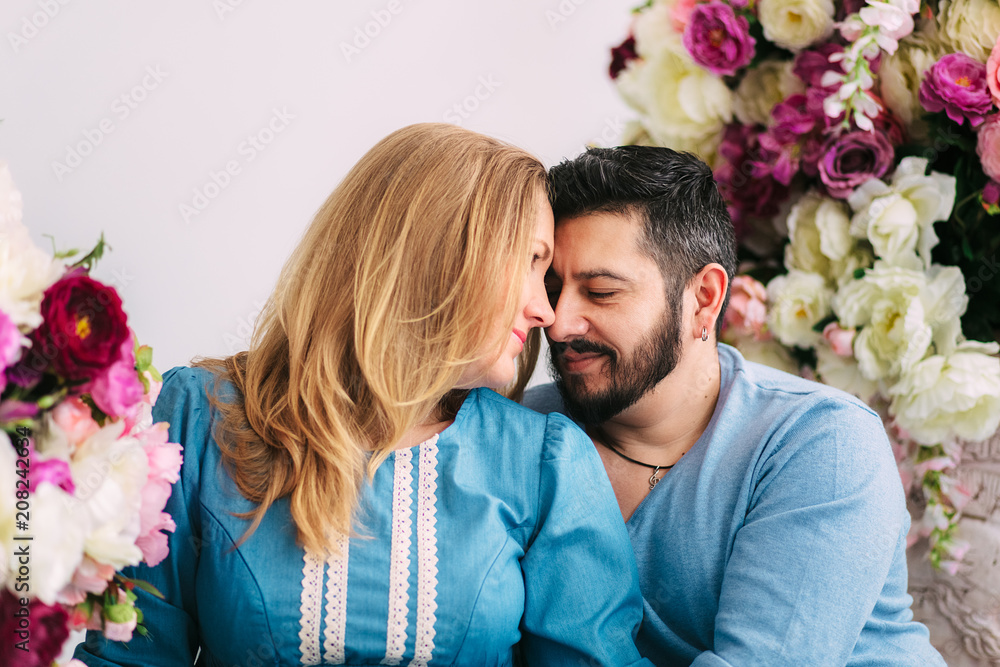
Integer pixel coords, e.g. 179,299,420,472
27,273,130,381
0,590,70,667
610,35,638,80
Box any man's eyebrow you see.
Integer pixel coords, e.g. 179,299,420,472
574,269,632,282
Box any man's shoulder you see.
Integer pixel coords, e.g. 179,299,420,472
522,382,568,417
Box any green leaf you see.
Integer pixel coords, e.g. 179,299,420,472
852,267,867,280
136,345,153,369
127,578,165,599
70,232,111,271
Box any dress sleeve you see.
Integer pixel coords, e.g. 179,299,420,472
691,399,923,667
517,413,653,667
73,367,208,666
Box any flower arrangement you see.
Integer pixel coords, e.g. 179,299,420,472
0,162,182,665
610,0,1000,572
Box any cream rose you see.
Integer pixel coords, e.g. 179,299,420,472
733,59,805,126
758,0,835,51
936,0,1000,63
616,42,732,165
834,263,931,381
785,192,856,281
632,1,685,59
880,27,948,139
30,483,88,604
815,344,880,400
847,157,956,270
766,270,833,348
889,340,1000,445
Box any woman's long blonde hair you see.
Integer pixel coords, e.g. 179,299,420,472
194,123,547,556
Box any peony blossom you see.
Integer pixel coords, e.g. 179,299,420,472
23,273,130,382
682,1,756,77
818,130,894,199
823,322,856,356
0,163,65,331
977,113,1000,183
847,156,956,269
51,396,102,449
88,336,145,420
988,32,1000,107
815,344,879,399
766,270,834,347
888,340,1000,445
734,59,805,126
758,0,835,51
134,422,183,566
918,53,992,127
879,29,948,140
0,590,69,667
936,0,1000,64
784,191,858,282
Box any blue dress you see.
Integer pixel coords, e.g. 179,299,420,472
74,367,651,666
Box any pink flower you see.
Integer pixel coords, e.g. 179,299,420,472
0,309,24,395
59,557,116,606
671,0,698,32
987,33,1000,108
977,114,1000,182
919,53,992,128
793,43,844,89
29,453,75,494
135,422,183,566
88,336,144,420
682,1,756,76
983,180,1000,214
51,396,101,447
0,590,69,667
724,276,770,340
822,322,856,357
714,125,791,236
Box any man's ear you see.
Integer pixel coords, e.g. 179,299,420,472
688,263,728,341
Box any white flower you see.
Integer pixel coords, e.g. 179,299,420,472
766,270,834,348
815,344,880,400
29,483,88,604
733,59,804,127
616,42,732,165
879,27,948,139
758,0,836,51
632,1,684,58
784,192,873,286
858,0,920,54
847,157,956,270
732,334,801,375
834,262,966,382
936,0,1000,63
0,162,64,330
70,421,148,571
889,340,1000,445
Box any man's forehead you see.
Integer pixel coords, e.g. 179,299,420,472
549,212,656,280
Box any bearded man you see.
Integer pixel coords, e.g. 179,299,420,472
524,146,944,666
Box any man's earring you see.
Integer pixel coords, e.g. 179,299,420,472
701,326,709,342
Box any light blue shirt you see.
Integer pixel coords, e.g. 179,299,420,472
75,367,652,666
524,344,945,666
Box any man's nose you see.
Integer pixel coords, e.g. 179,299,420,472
546,290,590,342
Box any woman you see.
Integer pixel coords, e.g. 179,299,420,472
74,124,650,666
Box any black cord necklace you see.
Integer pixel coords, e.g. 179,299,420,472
590,424,682,491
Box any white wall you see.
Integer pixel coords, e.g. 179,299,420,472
1,0,634,386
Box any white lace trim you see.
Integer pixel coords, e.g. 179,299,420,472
381,449,414,665
298,548,324,665
412,435,440,666
323,533,350,664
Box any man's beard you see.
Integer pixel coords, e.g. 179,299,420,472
549,311,682,425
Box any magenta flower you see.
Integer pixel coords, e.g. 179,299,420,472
983,181,1000,215
818,130,894,199
0,309,23,395
0,590,69,667
752,95,825,185
715,124,790,235
88,336,145,420
919,53,992,128
610,35,638,80
793,43,844,89
682,1,755,77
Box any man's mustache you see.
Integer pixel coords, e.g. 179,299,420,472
550,339,617,359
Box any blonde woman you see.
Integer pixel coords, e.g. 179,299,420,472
74,124,650,667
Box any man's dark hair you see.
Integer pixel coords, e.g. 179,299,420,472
548,145,738,337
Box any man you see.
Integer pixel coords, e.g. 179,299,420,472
524,146,944,666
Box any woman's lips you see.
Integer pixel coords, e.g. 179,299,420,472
512,329,527,347
560,348,604,373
